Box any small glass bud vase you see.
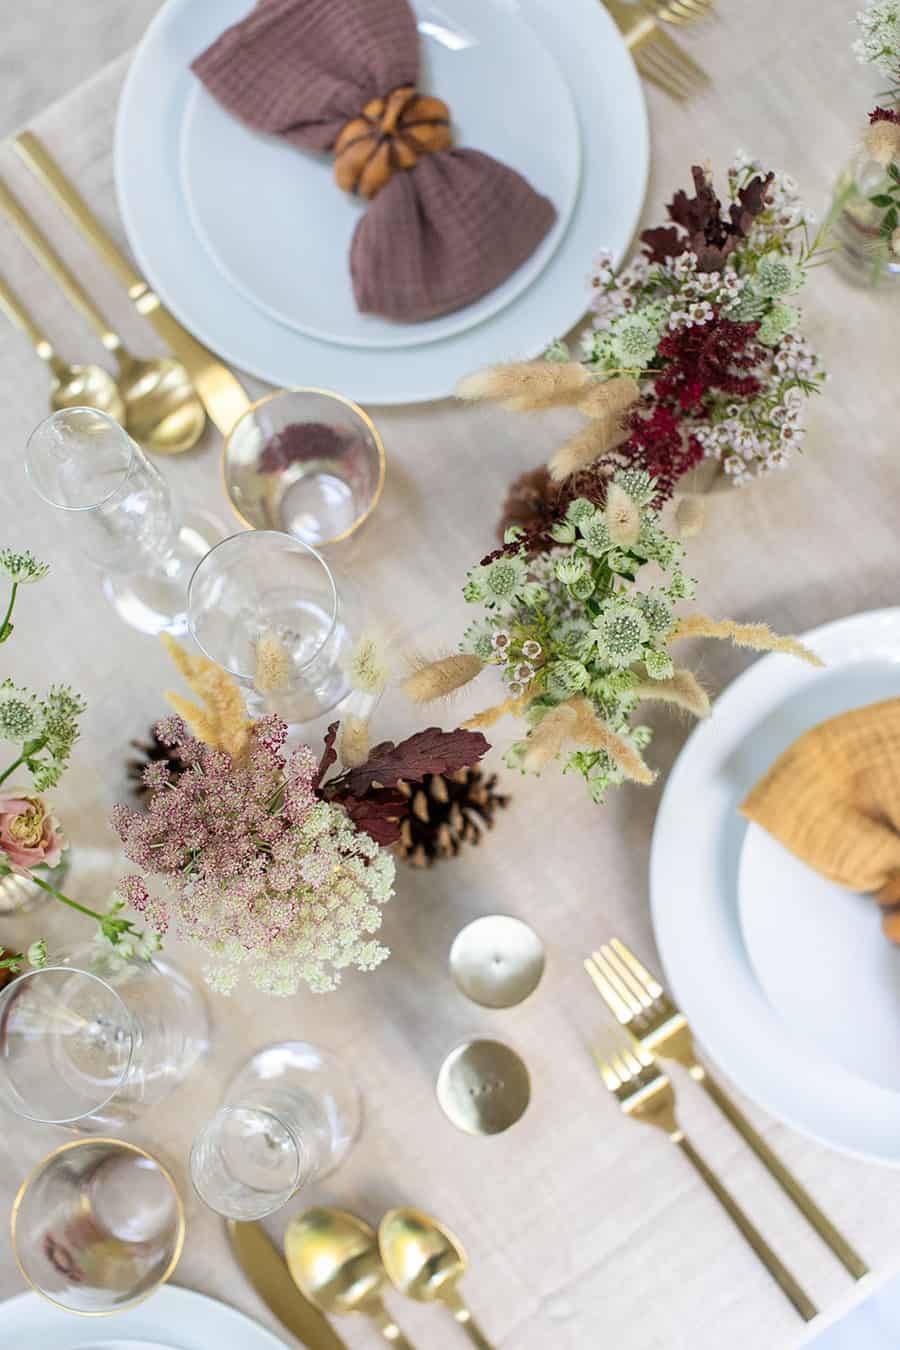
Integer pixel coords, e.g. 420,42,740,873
830,132,900,287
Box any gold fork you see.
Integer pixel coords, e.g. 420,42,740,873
652,0,715,26
594,1034,818,1321
586,941,869,1280
605,0,710,101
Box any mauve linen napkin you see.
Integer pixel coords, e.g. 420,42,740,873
192,0,558,323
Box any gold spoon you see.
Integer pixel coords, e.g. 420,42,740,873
284,1207,417,1349
379,1207,494,1350
0,271,124,420
0,179,205,454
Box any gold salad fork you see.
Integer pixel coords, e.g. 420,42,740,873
586,941,869,1280
605,0,709,101
652,0,715,26
594,1035,818,1321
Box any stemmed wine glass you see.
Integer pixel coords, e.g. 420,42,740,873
190,1041,360,1220
25,406,221,635
0,942,209,1130
188,530,373,724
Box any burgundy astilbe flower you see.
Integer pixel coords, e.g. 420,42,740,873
870,106,900,125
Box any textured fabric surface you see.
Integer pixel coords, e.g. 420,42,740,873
192,0,557,321
3,4,900,1348
742,699,900,901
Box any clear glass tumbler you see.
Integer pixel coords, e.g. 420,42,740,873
222,388,386,548
190,1041,360,1220
188,530,367,724
830,144,900,287
0,942,209,1129
11,1137,184,1314
25,406,221,635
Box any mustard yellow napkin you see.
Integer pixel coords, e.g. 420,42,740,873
741,698,900,942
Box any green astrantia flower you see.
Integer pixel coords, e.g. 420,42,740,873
566,497,597,529
580,516,613,558
757,302,801,347
753,255,802,298
0,549,49,585
555,555,590,585
637,589,674,637
610,314,661,370
0,682,39,742
545,659,590,700
643,648,676,681
593,602,650,669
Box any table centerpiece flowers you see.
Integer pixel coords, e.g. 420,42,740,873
459,154,827,513
403,469,821,805
112,639,489,995
0,547,151,972
829,2,900,283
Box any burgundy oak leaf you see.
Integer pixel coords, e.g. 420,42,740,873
315,722,339,788
640,224,685,263
338,791,407,846
342,727,490,797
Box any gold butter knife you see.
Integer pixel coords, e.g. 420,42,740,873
226,1219,349,1350
14,131,251,437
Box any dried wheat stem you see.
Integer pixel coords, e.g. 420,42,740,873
668,614,824,667
402,653,484,704
456,361,590,410
161,634,252,759
632,667,711,718
569,696,656,785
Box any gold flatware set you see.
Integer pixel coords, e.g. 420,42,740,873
0,132,250,452
586,939,868,1322
229,1204,495,1350
606,0,710,101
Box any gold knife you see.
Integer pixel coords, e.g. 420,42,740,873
226,1219,349,1350
14,131,251,437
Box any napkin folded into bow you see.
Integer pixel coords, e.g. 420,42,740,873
192,0,558,323
741,699,900,942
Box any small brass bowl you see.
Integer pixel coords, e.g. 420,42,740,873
450,914,545,1009
222,387,386,548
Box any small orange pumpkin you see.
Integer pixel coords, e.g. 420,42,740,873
334,85,452,200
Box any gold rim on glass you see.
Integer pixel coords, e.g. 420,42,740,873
220,386,387,546
10,1137,186,1316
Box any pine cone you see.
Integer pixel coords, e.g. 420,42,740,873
397,768,510,867
128,726,190,798
497,464,564,545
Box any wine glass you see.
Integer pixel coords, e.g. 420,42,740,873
190,1041,360,1220
188,530,370,724
0,943,209,1129
25,406,221,635
11,1137,184,1314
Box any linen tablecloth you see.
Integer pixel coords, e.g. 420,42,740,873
1,3,899,1346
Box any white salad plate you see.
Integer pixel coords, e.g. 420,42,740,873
1,1286,288,1349
651,607,900,1164
181,0,581,350
115,0,648,403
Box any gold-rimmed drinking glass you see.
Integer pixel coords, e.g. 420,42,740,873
221,388,385,549
11,1137,184,1315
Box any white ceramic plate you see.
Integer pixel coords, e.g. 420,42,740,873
181,0,581,349
739,825,900,1096
115,0,648,403
1,1286,289,1349
650,608,900,1164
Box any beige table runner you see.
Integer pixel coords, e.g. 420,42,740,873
0,3,899,1346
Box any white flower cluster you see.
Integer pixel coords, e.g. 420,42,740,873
853,1,900,81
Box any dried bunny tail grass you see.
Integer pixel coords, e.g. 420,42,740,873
668,614,824,667
456,361,590,410
632,667,711,719
253,630,290,694
674,495,706,538
462,691,532,730
339,716,370,768
865,120,900,166
401,653,485,704
577,375,639,422
605,481,641,548
161,634,252,759
522,703,578,772
549,420,627,482
569,696,656,786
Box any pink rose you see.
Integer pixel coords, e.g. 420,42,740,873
0,795,66,872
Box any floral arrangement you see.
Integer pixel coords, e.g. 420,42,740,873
840,5,900,264
459,155,827,497
113,638,488,995
403,471,820,804
0,549,148,975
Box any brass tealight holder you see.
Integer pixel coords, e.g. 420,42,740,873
436,1038,531,1136
449,914,545,1010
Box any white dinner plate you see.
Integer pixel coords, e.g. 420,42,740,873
651,608,900,1164
181,0,581,349
115,0,647,403
739,825,900,1096
1,1286,289,1349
